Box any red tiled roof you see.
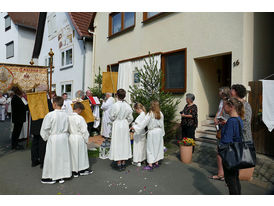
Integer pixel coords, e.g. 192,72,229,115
69,12,95,38
8,12,39,30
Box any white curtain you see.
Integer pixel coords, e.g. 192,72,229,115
117,55,161,104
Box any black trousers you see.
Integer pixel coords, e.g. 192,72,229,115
181,125,196,152
87,122,99,136
31,135,47,165
223,164,241,195
11,122,24,149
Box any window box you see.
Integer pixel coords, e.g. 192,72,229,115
108,12,135,39
161,48,187,93
6,41,14,59
60,47,73,70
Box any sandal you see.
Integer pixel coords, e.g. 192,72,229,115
143,165,153,171
208,175,225,181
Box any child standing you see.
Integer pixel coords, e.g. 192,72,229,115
40,96,71,184
109,89,133,171
68,102,93,177
220,97,244,195
131,101,165,171
132,103,147,167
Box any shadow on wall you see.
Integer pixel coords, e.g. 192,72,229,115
253,13,274,80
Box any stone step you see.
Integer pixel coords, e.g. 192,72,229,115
195,136,217,145
202,119,215,125
200,124,216,131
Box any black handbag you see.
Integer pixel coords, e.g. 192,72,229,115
218,119,256,170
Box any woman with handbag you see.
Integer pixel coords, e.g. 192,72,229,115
210,87,230,181
220,97,244,195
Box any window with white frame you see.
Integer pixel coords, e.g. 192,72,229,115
61,82,72,99
5,15,11,31
6,41,14,59
61,47,73,68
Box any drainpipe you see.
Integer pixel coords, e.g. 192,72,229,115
82,37,86,91
88,29,96,88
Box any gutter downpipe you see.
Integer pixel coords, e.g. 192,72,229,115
82,37,86,91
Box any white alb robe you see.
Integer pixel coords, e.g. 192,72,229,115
133,112,165,164
132,111,147,163
68,112,90,172
101,97,115,138
109,100,133,161
62,99,73,114
0,96,6,121
40,110,71,180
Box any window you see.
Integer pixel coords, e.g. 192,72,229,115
5,15,11,31
61,82,72,99
162,48,187,93
107,64,119,72
143,12,164,22
6,41,14,59
61,47,73,69
45,57,54,73
109,12,135,37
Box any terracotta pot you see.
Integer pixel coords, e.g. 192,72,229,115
180,145,193,164
239,167,255,181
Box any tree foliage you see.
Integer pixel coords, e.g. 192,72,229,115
129,55,180,141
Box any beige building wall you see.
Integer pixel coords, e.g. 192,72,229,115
92,12,253,125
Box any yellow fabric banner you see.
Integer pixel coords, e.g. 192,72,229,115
27,91,49,121
71,100,94,123
102,72,118,94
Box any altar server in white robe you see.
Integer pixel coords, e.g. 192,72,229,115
0,92,7,121
109,89,133,171
101,93,115,138
40,96,71,184
62,93,73,114
132,103,147,167
132,101,165,171
68,102,93,177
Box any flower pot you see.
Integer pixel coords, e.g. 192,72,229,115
180,145,193,164
239,167,255,181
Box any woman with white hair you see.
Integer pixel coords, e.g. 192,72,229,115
180,93,198,152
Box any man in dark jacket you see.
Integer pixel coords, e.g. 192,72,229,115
30,96,53,168
11,86,27,150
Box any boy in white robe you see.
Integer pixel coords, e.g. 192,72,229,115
101,93,115,139
109,89,133,171
131,101,165,171
68,102,93,177
40,96,71,184
132,103,147,167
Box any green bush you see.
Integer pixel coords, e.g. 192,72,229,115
129,55,180,142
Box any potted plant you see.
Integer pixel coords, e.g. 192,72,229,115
178,137,195,164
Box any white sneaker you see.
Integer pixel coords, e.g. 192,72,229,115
136,162,142,167
58,179,65,184
41,179,56,184
79,170,93,176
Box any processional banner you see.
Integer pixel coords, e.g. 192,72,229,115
0,64,48,92
102,72,118,94
71,100,94,123
27,91,49,121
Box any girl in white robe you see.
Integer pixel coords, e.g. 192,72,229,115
40,97,71,184
68,102,93,177
132,103,147,166
132,101,165,171
101,94,115,138
109,89,133,171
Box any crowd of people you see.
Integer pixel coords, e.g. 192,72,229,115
1,83,252,194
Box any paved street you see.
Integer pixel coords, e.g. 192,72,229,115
0,120,272,195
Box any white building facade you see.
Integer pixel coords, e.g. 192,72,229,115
33,12,93,99
0,12,37,65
